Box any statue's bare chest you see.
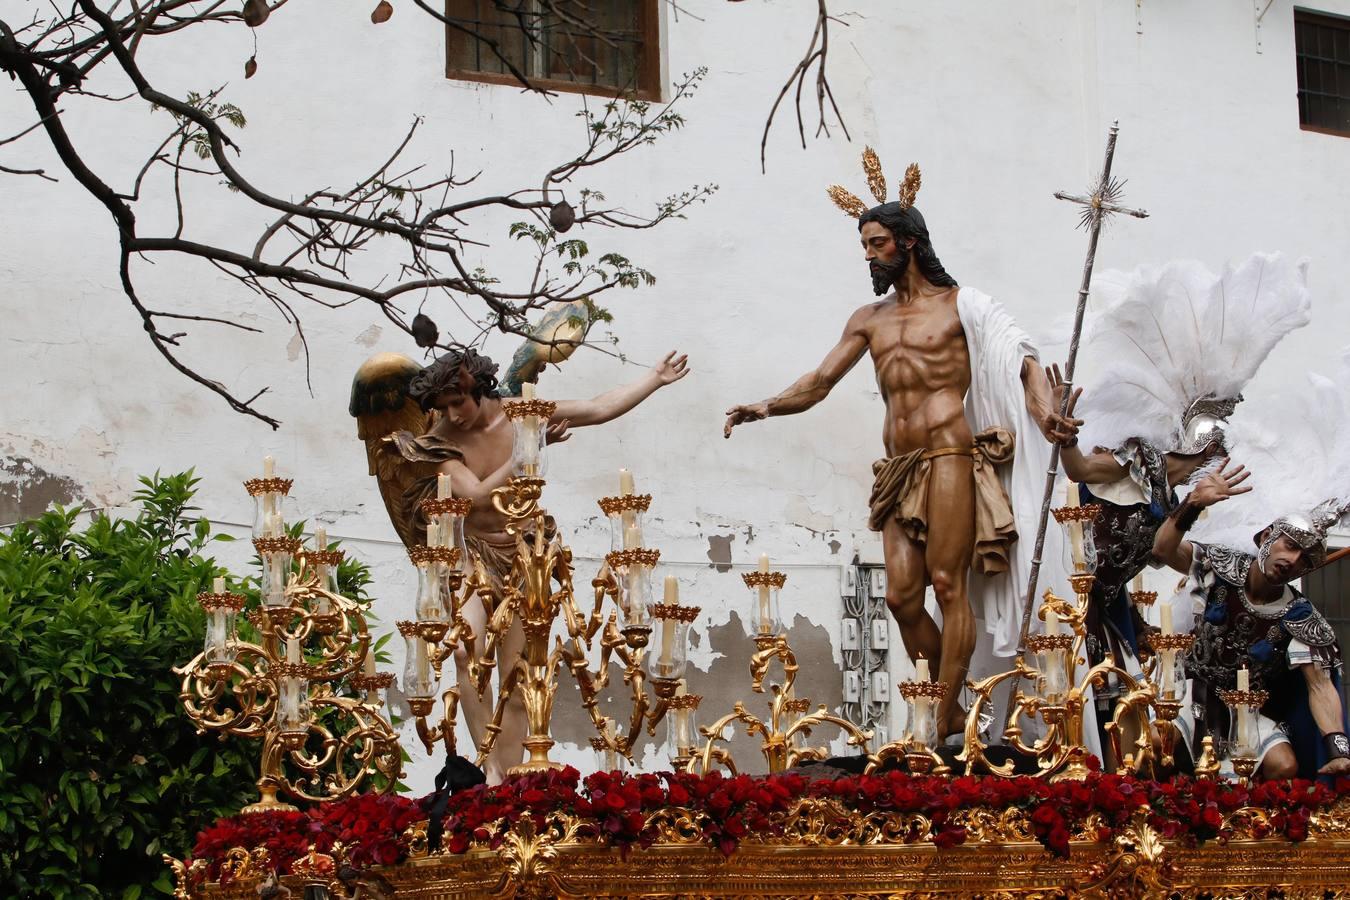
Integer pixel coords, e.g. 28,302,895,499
867,300,967,365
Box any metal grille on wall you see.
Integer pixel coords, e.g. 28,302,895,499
840,559,891,745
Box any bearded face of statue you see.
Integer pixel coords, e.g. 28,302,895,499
860,220,911,296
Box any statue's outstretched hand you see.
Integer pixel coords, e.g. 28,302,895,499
545,418,572,445
724,402,768,438
652,351,690,385
1041,363,1083,446
1188,458,1251,508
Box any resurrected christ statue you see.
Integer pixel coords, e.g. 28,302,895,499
724,164,1074,738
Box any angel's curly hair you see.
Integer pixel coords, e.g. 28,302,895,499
408,348,500,410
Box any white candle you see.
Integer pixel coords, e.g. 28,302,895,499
624,523,642,550
658,576,678,673
1237,667,1249,691
263,456,275,478
213,576,226,594
266,513,283,538
315,527,327,551
1065,481,1085,570
674,680,692,747
757,555,772,634
414,638,430,691
1159,603,1173,635
1046,609,1060,636
437,474,453,500
522,382,536,400
363,649,377,676
286,636,300,664
916,657,930,682
1132,572,1144,594
619,468,635,496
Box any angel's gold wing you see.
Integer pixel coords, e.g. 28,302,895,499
349,352,428,548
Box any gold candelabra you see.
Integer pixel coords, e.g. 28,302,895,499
692,563,872,774
402,389,697,776
174,461,400,813
952,499,1189,781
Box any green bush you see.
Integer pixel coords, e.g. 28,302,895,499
0,472,377,898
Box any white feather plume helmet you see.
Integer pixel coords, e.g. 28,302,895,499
1073,252,1312,455
1190,347,1350,554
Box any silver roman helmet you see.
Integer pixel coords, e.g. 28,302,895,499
1174,395,1242,456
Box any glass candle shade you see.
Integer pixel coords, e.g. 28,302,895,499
415,564,448,625
509,411,549,478
648,616,691,680
430,511,468,558
203,607,239,666
608,509,647,553
592,738,625,773
261,549,293,608
668,702,699,752
908,696,938,748
1226,696,1267,761
402,631,435,700
1082,524,1099,574
619,562,653,629
276,674,312,736
751,585,781,636
251,492,287,539
1159,649,1186,701
1037,646,1069,701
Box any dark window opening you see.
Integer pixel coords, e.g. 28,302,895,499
1295,9,1350,136
444,0,660,100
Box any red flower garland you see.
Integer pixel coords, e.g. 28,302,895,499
188,772,1350,881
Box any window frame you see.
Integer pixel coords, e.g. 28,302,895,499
1294,7,1350,138
443,0,662,102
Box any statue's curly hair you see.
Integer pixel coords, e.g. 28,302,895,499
407,348,500,410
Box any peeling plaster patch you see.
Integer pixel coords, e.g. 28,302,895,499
354,324,383,347
784,495,835,533
706,533,735,572
828,539,842,555
0,456,83,522
286,330,304,362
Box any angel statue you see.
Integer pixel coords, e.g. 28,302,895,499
349,301,690,782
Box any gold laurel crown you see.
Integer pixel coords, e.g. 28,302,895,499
826,147,922,218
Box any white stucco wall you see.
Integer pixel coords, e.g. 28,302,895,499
3,0,1348,791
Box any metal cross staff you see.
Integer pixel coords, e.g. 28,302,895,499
1013,120,1149,656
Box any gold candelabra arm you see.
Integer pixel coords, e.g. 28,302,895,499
783,706,872,766
410,689,461,757
475,660,525,767
270,694,402,803
697,704,762,774
472,592,519,696
1102,678,1157,775
588,565,620,641
175,642,275,738
956,662,1036,776
749,634,794,693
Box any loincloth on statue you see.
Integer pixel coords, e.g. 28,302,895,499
867,427,1017,576
465,517,558,596
465,532,520,593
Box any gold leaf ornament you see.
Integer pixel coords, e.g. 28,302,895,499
898,163,922,210
826,185,867,219
862,147,887,204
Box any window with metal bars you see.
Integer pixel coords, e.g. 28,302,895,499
1295,9,1350,136
444,0,660,100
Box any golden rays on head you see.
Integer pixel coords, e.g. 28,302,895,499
827,146,922,219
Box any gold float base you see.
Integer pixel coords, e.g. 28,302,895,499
190,834,1350,898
